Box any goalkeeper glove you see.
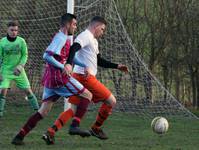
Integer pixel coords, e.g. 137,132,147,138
13,64,24,76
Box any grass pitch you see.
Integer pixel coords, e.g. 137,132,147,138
0,104,199,150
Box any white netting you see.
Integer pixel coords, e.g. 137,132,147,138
0,0,67,101
0,0,197,119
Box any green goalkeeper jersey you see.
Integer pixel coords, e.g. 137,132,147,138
0,36,28,75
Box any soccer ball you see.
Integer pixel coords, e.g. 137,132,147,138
151,117,169,134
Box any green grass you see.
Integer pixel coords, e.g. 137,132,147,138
0,104,199,150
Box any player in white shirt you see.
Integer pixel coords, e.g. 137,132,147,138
44,16,128,142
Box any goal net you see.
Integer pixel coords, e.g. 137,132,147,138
0,0,196,119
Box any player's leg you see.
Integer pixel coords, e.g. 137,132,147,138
68,95,92,136
42,104,76,145
11,88,59,145
69,75,112,139
64,97,70,111
66,74,94,135
57,77,92,132
0,76,11,117
16,72,39,110
23,88,39,110
69,75,114,140
69,90,92,127
45,95,91,144
42,76,92,145
90,94,116,140
0,89,8,117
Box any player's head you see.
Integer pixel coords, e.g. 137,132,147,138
60,13,77,35
7,20,19,38
89,16,107,39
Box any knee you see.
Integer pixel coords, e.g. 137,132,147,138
38,106,50,117
38,109,49,117
111,97,117,107
70,104,77,115
83,89,93,101
87,91,93,101
24,88,33,96
106,94,116,107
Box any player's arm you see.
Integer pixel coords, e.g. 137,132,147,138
66,31,90,66
0,40,3,80
64,42,87,75
66,42,82,65
43,33,82,76
13,39,28,75
66,32,90,74
43,32,68,70
97,54,128,73
19,39,28,67
97,53,118,68
43,52,64,70
44,49,87,69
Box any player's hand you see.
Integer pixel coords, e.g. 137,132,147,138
117,64,129,73
84,67,92,77
13,65,24,76
62,64,72,76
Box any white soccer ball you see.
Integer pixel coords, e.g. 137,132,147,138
151,117,169,134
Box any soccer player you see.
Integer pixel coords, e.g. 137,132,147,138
11,13,92,145
0,20,39,117
43,16,128,143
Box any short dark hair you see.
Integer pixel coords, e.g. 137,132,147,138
90,16,107,25
60,13,77,27
7,20,19,27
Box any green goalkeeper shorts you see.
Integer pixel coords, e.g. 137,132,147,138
0,71,30,89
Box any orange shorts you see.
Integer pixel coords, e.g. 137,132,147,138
68,73,111,105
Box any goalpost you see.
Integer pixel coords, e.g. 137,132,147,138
0,0,197,119
64,0,75,111
67,0,74,14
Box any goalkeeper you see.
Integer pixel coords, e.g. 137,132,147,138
0,20,39,117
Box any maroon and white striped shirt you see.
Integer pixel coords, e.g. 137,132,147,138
42,31,71,88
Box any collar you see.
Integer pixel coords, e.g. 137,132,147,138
7,34,17,42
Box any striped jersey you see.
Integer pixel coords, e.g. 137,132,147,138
42,31,71,88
